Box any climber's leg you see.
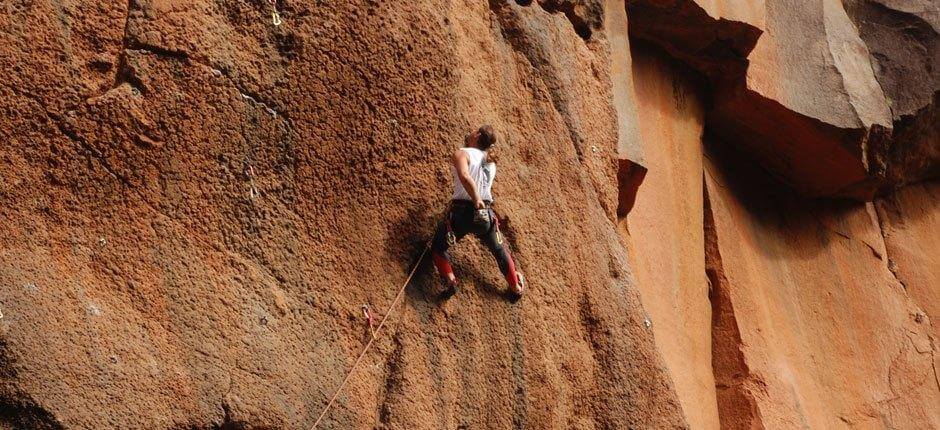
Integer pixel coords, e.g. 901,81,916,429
431,207,471,298
430,221,457,281
476,208,521,294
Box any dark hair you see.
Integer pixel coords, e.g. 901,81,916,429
477,125,497,150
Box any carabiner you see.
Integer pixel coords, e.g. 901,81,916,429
272,11,282,26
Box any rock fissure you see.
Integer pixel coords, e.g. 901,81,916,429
703,181,764,429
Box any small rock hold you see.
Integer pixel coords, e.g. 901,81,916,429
887,258,898,273
86,304,101,316
643,318,652,328
591,145,598,153
24,282,37,292
914,313,925,323
98,238,107,247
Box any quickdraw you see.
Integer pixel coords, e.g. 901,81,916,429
268,0,282,26
493,211,504,245
311,245,430,429
445,203,457,246
246,163,259,200
361,305,375,337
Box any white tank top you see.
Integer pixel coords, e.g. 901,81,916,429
452,147,496,202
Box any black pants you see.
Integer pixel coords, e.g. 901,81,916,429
431,201,518,286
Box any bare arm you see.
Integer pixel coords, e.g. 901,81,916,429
452,149,484,208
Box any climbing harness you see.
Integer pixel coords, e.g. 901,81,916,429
445,203,506,245
268,0,282,26
310,244,430,429
361,305,375,337
445,215,457,246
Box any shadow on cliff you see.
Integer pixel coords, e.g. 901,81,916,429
702,132,857,260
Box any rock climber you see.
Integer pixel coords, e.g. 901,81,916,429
430,125,526,302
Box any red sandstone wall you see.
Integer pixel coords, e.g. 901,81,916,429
0,0,937,429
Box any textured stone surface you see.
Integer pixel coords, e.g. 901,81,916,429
844,0,940,189
0,0,687,428
627,0,939,199
875,181,940,340
1,0,938,429
704,142,939,428
623,42,718,430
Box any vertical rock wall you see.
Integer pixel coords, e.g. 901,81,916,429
622,43,717,430
0,0,937,429
0,0,687,428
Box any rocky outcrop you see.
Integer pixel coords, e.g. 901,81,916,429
617,2,939,427
622,43,717,430
626,0,939,200
844,0,940,190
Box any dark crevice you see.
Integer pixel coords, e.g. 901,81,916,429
377,335,405,426
536,0,594,40
45,110,167,218
871,199,912,291
47,111,134,189
616,159,648,217
704,181,764,429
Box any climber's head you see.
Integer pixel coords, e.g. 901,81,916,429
466,124,497,151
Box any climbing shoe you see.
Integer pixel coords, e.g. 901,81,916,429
440,278,459,300
507,272,525,303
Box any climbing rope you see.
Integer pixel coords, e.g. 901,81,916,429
310,244,430,429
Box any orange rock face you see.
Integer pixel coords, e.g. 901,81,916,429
0,1,685,428
0,0,937,429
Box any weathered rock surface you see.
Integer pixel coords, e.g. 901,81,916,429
627,0,939,199
704,142,939,428
1,0,938,429
0,0,688,428
624,43,718,430
844,0,940,190
618,3,939,428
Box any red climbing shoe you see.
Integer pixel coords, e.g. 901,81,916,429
507,272,525,303
440,277,459,300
